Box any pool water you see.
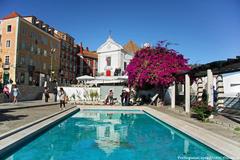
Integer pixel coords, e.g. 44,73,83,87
3,110,227,160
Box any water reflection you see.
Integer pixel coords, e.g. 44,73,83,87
72,112,136,155
170,130,175,140
184,139,190,155
3,111,226,160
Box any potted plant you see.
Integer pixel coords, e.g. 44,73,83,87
191,101,214,122
89,90,95,102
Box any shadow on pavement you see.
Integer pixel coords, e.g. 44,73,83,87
0,110,28,122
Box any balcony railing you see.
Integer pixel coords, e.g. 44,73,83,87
2,63,10,69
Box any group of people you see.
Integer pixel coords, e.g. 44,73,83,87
44,87,67,110
2,84,21,104
2,84,67,110
120,89,130,106
104,88,132,106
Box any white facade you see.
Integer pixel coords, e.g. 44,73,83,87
222,72,240,97
183,71,240,98
97,36,133,76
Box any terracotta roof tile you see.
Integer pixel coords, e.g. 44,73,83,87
2,11,22,20
82,50,98,59
123,40,140,54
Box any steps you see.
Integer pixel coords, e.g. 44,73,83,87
224,97,240,109
218,97,240,123
15,85,44,101
219,108,240,123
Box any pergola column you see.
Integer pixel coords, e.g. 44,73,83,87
207,69,214,106
185,74,190,113
171,81,176,109
216,75,224,107
197,78,203,101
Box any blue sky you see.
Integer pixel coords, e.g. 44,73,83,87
0,0,239,64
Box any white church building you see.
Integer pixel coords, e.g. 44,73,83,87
97,36,134,76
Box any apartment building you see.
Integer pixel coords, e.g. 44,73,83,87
54,31,79,84
78,43,98,77
0,12,61,86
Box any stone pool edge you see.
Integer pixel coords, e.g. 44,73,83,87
0,105,239,159
0,106,79,157
79,105,240,159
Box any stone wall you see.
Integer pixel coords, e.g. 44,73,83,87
17,85,44,101
0,85,44,102
58,86,100,101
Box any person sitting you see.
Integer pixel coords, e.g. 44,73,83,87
120,90,126,106
105,90,114,105
124,91,130,106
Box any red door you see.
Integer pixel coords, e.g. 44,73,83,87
106,70,111,76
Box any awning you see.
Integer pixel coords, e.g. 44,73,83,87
76,75,95,81
86,79,125,84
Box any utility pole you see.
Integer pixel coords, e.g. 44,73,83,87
50,48,56,81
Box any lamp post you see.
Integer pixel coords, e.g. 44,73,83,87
50,48,56,81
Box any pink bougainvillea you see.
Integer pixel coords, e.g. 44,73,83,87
126,42,191,89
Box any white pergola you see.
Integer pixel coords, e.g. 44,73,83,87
171,56,240,113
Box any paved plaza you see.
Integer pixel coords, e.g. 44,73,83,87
0,103,73,135
0,100,58,110
0,102,239,142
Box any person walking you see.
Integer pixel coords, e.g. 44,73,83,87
44,87,50,102
3,85,10,101
53,86,58,102
59,87,66,110
12,85,20,104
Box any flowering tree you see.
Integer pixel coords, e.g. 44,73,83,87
126,41,191,90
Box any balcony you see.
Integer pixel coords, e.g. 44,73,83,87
2,63,10,69
28,65,35,72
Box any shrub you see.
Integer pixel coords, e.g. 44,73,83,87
191,101,214,121
234,127,240,132
126,41,191,89
89,90,95,101
93,91,99,100
89,90,99,101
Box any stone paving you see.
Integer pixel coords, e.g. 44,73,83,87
0,100,58,110
151,105,240,143
0,104,73,135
